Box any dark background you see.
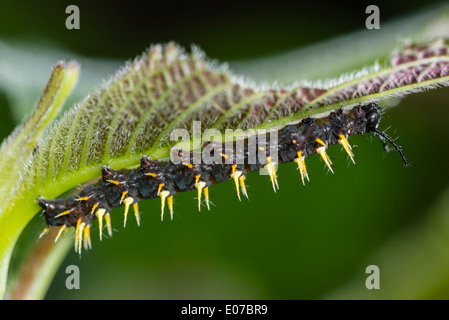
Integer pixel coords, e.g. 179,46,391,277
2,0,449,299
0,0,442,60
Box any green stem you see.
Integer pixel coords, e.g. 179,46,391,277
0,62,79,299
0,195,36,298
6,227,72,300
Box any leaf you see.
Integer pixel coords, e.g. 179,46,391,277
0,61,79,198
0,39,118,124
1,38,449,298
22,39,449,198
0,61,79,298
253,38,449,130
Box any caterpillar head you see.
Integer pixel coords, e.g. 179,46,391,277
362,102,409,166
362,103,382,133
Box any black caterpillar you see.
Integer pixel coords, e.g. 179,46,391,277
38,102,408,254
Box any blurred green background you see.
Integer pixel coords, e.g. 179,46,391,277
2,0,449,299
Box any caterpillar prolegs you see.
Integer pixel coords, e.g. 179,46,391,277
38,102,407,255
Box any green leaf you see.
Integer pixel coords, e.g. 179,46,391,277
0,61,79,198
26,40,449,198
253,39,449,130
0,61,78,298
